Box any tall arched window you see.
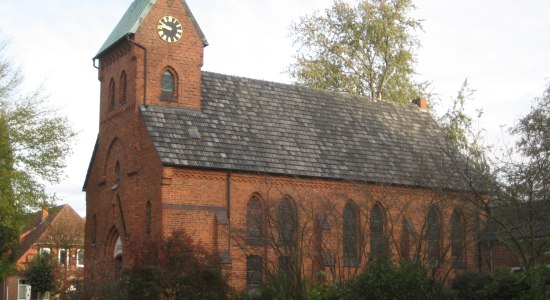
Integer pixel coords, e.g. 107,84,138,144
400,218,410,260
343,201,359,266
314,213,332,269
92,215,97,246
246,255,263,290
451,210,465,260
277,198,297,246
161,69,176,101
119,71,127,104
427,206,441,264
108,78,115,109
370,204,387,259
146,201,152,234
247,196,264,245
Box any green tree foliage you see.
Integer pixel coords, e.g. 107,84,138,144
0,39,76,278
28,253,59,296
511,82,550,204
288,0,426,102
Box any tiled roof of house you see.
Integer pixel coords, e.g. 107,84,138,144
95,0,208,59
18,205,84,260
480,200,550,242
140,71,471,190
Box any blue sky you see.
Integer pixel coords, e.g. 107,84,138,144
0,0,549,216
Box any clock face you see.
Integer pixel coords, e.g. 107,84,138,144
157,16,183,43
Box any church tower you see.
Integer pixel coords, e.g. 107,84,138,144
84,0,208,278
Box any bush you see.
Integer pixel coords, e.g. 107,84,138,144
345,260,446,300
451,272,493,300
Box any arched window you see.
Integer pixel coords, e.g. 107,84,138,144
161,69,176,101
370,204,388,259
92,215,97,246
108,78,115,109
277,197,297,246
146,201,152,234
451,210,465,260
343,201,359,266
119,71,127,104
246,255,263,290
314,213,332,269
247,196,264,245
427,206,441,264
115,161,120,182
400,218,410,260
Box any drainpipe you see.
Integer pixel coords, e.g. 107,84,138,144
227,170,232,253
126,35,148,107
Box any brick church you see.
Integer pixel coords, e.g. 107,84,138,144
84,0,481,290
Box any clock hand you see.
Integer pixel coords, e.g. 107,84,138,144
159,22,172,31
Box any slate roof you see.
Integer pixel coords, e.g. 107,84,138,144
141,71,470,190
95,0,208,59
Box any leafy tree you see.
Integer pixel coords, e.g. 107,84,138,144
288,0,427,102
28,253,59,298
0,39,76,278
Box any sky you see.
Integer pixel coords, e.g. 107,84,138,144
0,0,549,217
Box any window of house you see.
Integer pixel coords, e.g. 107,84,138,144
18,279,30,300
451,210,465,261
119,71,127,104
146,201,152,234
246,196,264,245
370,204,388,259
58,248,68,266
108,78,115,110
39,247,51,255
343,201,359,266
161,70,176,101
277,198,297,246
427,206,441,265
77,249,85,268
246,255,263,290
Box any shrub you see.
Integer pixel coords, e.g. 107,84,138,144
346,260,445,300
451,272,493,300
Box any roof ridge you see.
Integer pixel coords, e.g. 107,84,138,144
200,71,419,111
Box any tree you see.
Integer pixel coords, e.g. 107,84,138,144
0,38,76,278
288,0,426,102
442,80,550,272
28,253,59,300
71,230,231,300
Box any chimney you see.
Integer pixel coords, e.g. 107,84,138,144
412,97,428,111
41,206,49,223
